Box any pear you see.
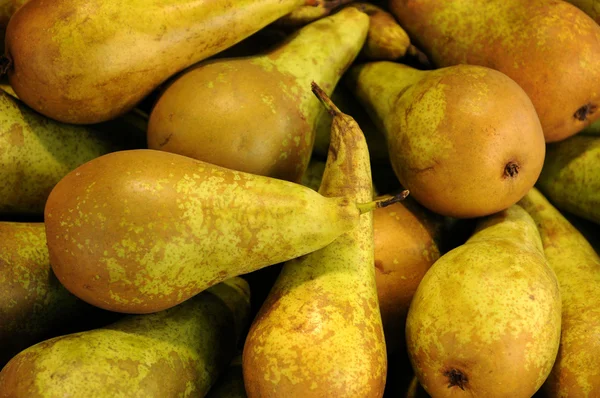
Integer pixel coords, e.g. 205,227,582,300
0,277,250,397
206,354,247,398
0,222,96,367
563,0,600,23
44,149,389,314
389,0,600,142
580,118,600,136
373,197,443,354
346,61,545,218
347,2,411,61
406,205,561,398
242,84,391,397
537,134,600,225
147,8,369,183
3,0,333,124
519,188,600,396
0,90,136,215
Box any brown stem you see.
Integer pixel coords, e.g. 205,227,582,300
356,190,410,214
311,81,341,117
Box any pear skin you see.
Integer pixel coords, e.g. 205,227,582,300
147,8,369,183
242,84,388,397
0,222,95,367
537,134,600,225
0,91,131,215
519,188,600,397
44,149,373,314
346,61,545,218
562,0,600,24
373,197,443,354
406,205,561,398
0,278,251,397
388,0,600,142
4,0,320,124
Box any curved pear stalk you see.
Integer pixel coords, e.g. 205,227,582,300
147,8,369,183
243,83,401,397
3,0,321,124
519,188,600,396
0,278,251,397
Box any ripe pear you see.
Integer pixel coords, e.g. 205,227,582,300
519,188,600,396
147,8,369,183
537,134,600,225
0,222,95,367
373,197,443,354
242,84,390,397
562,0,600,23
346,61,546,218
3,0,331,124
0,277,251,397
44,149,382,314
0,90,134,215
206,354,247,398
406,205,562,398
389,0,600,142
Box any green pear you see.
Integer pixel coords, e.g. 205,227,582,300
519,188,600,396
346,61,546,218
242,83,390,397
0,91,137,215
406,205,561,398
3,0,333,124
147,8,369,183
44,149,384,314
389,0,600,142
537,134,600,225
0,277,250,397
206,354,247,398
0,222,96,367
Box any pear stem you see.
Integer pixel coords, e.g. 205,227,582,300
356,190,410,214
311,81,340,117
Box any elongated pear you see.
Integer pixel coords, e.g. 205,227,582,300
147,8,369,183
346,61,545,218
373,197,443,354
0,222,95,367
389,0,600,142
0,91,131,215
44,149,380,314
3,0,329,124
519,188,600,396
537,134,600,225
243,84,389,397
0,277,251,397
406,205,561,398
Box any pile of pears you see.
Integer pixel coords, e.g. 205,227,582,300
2,0,600,397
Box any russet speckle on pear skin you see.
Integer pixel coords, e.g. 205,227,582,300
44,149,363,314
242,86,386,397
0,91,122,215
520,188,600,397
406,205,561,398
537,134,600,225
345,62,545,218
389,0,600,142
4,0,309,124
147,8,369,183
0,222,91,367
0,278,251,398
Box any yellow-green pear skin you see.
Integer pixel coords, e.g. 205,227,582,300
147,8,369,183
0,277,251,398
44,149,367,314
242,86,387,397
0,91,124,215
4,0,315,124
537,135,600,225
563,0,600,24
0,222,93,367
519,188,600,397
406,205,561,398
346,61,545,218
389,0,600,142
206,355,247,398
